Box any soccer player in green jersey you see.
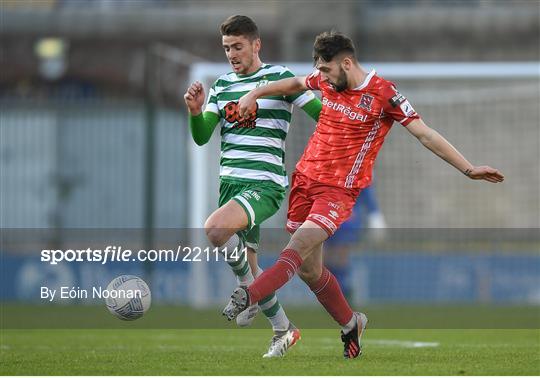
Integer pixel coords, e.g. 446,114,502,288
183,15,322,357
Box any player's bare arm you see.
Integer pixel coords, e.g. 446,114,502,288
238,76,308,118
406,119,504,183
183,80,205,115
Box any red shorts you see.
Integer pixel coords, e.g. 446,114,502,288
286,171,361,237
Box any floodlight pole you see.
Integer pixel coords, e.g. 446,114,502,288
143,46,157,284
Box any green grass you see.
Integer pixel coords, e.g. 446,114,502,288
1,329,539,375
1,305,539,375
3,304,539,329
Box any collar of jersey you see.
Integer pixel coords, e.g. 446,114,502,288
353,69,376,91
236,63,267,78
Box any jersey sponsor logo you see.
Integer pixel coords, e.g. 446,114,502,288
322,97,368,122
327,201,344,211
389,91,406,108
358,94,374,111
223,101,258,129
399,100,416,117
241,190,261,201
286,219,303,232
309,214,337,233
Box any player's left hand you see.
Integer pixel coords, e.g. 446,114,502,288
467,166,505,183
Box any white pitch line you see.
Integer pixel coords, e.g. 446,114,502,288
319,337,439,348
368,339,440,348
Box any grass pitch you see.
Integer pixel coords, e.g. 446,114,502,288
1,305,539,375
2,329,539,375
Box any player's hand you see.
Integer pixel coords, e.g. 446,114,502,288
183,81,205,115
467,166,504,183
238,92,258,120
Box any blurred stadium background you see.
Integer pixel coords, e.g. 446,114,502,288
1,0,539,314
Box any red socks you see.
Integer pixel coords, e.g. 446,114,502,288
308,267,354,326
247,250,353,327
248,249,303,303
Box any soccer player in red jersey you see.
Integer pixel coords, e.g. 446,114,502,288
222,31,505,358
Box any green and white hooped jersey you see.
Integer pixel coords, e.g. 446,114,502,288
205,64,315,188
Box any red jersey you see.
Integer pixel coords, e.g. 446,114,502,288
297,69,420,189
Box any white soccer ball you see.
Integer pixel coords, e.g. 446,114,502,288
104,275,151,320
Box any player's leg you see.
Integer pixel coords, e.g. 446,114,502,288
236,186,300,357
206,196,266,330
253,271,291,333
252,261,292,333
245,199,356,301
222,172,318,317
205,198,248,247
299,244,352,324
296,193,367,358
208,180,275,287
223,220,327,322
205,199,255,285
224,175,356,311
205,183,265,330
246,248,258,275
223,175,367,357
231,247,260,327
255,254,301,358
246,218,335,306
236,228,293,332
243,242,300,358
277,240,355,330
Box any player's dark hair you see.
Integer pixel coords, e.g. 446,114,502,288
220,15,260,41
313,31,356,63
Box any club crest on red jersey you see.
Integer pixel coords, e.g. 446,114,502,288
358,94,374,111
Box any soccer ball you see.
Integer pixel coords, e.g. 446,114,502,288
104,275,151,320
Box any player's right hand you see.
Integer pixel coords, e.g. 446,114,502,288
238,92,258,120
183,81,205,115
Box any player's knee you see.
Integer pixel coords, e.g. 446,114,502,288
287,236,314,256
288,235,305,250
204,218,229,247
297,266,322,285
205,228,227,247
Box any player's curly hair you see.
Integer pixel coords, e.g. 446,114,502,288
220,15,260,41
313,31,356,63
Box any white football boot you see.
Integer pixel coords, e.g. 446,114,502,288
262,323,301,358
236,304,260,327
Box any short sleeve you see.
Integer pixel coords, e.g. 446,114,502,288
381,83,420,126
203,83,220,115
305,69,322,90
